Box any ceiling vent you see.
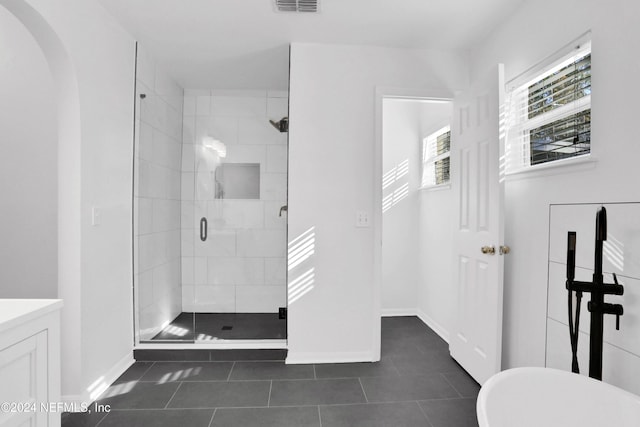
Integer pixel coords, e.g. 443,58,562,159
274,0,319,13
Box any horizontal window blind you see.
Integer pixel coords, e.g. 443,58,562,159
505,38,591,173
422,126,451,187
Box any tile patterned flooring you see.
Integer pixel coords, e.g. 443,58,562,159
62,316,479,426
150,312,287,341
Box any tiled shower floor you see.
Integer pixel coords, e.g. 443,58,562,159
63,316,480,427
150,312,287,341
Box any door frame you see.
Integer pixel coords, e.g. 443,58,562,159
373,87,454,361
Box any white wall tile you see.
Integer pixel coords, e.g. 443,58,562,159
138,270,154,309
265,257,287,285
211,89,268,98
267,90,288,99
196,229,237,256
207,200,264,230
550,204,640,280
138,233,155,272
236,229,286,257
182,144,195,172
267,97,289,119
169,170,182,200
207,257,265,286
183,95,196,117
236,286,285,312
181,201,195,229
225,145,267,164
195,116,238,146
196,95,211,116
261,173,287,200
138,121,154,162
212,96,266,117
263,200,287,229
238,117,285,145
181,228,194,257
182,116,196,144
182,257,194,286
181,172,195,201
194,256,207,285
184,285,236,312
184,89,211,97
137,197,153,235
266,145,288,173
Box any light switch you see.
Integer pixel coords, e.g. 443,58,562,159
92,207,101,226
356,211,370,228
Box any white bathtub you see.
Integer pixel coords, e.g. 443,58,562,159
477,367,640,427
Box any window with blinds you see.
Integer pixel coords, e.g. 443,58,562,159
421,125,451,187
505,38,591,173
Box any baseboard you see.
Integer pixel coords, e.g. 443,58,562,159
416,309,450,344
286,351,375,364
381,308,418,317
62,352,134,407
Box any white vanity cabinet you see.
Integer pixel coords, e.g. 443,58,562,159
0,300,63,427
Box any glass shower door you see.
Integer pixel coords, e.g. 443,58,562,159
134,87,194,343
191,95,289,341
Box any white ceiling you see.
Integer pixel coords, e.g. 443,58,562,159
98,0,525,90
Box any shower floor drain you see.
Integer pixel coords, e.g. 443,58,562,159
221,325,233,330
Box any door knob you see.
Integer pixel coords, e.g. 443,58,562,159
500,245,511,255
481,245,496,255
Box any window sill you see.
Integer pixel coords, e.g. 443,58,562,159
505,154,597,180
420,183,451,192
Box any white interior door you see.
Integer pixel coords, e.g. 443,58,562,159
450,64,506,385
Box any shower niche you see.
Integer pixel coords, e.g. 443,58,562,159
133,46,289,345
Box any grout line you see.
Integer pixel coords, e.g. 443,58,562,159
415,400,435,427
267,380,273,407
207,408,217,427
92,411,110,427
226,362,236,381
440,373,464,398
138,361,156,380
318,405,323,427
164,382,183,409
358,378,369,403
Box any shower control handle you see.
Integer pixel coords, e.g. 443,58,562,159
200,217,207,242
481,245,496,255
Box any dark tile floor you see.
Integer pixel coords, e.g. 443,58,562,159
63,316,479,427
150,312,287,341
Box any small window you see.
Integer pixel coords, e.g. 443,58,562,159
421,125,451,187
505,37,591,173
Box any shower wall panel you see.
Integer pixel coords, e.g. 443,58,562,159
181,90,288,313
134,47,184,340
546,202,640,396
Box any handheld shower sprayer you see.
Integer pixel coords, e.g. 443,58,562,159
566,232,581,373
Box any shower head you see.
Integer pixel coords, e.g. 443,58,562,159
269,117,289,133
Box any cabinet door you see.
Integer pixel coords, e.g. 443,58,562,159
0,331,48,427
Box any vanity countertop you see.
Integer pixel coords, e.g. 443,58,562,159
0,299,63,334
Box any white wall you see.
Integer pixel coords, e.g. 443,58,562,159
381,98,453,329
181,89,288,314
381,98,421,314
470,0,640,369
134,46,183,341
288,43,468,363
0,6,57,298
546,203,640,395
1,0,136,401
416,104,454,340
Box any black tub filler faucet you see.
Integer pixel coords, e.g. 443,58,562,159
565,206,624,380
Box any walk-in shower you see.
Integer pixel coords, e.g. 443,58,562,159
132,46,289,346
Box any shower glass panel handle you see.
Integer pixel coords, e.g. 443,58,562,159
200,217,208,242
